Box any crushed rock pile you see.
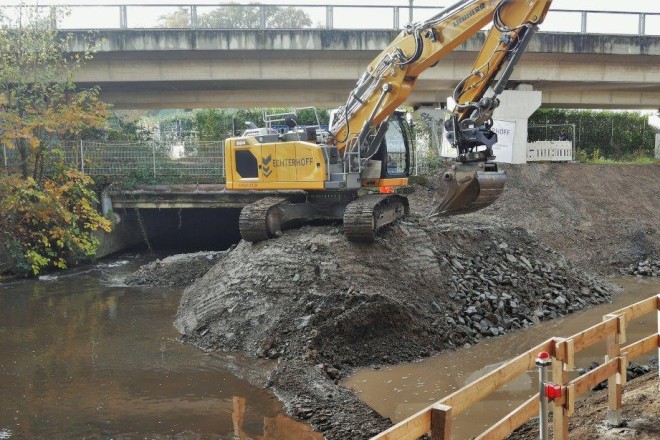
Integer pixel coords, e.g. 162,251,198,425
125,251,229,288
623,259,660,277
174,218,615,439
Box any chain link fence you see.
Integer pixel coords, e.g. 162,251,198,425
1,140,225,184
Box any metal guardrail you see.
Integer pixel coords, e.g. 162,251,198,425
0,3,658,35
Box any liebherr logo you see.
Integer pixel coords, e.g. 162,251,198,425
453,3,486,27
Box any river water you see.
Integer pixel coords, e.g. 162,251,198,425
345,277,660,439
0,256,319,440
1,258,657,440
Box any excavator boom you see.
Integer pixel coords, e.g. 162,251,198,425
331,0,552,216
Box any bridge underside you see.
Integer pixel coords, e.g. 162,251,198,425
70,30,660,110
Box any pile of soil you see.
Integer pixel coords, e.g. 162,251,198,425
161,163,659,439
125,251,229,288
477,164,660,274
174,217,614,439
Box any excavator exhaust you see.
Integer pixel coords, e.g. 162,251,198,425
431,162,507,217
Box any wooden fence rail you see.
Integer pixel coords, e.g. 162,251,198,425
371,294,660,440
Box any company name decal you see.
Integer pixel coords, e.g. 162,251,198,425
453,3,486,27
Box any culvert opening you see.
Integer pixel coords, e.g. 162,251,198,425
130,208,242,253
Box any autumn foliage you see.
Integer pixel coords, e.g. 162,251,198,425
0,6,112,275
0,170,111,274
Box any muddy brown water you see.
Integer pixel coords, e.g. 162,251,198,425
2,259,656,440
0,257,319,440
346,277,660,439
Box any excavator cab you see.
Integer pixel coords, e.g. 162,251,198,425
373,113,410,179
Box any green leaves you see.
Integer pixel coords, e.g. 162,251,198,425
0,170,112,275
529,109,654,160
0,5,108,180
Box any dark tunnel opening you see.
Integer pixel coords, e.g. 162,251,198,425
127,208,243,253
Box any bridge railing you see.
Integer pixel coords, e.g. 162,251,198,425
0,3,658,36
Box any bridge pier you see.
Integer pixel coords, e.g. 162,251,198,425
493,86,543,164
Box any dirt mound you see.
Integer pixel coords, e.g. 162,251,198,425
125,251,228,288
175,218,614,439
172,163,659,438
479,164,660,274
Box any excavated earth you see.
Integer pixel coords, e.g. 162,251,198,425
169,164,660,439
127,163,658,439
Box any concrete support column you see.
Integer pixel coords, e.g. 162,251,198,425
492,86,542,164
655,134,660,160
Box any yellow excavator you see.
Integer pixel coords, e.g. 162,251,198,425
224,0,553,242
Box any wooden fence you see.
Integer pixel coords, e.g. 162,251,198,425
372,294,660,440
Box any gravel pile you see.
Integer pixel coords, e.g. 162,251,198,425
623,259,660,277
125,250,229,288
443,240,611,339
174,220,616,439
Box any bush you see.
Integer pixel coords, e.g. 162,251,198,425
530,109,654,160
0,169,112,275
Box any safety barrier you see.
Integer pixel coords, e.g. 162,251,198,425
0,4,658,36
372,294,660,440
527,141,574,162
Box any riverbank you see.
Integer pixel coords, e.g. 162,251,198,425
509,370,659,440
128,164,659,439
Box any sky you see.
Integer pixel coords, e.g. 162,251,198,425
0,0,658,33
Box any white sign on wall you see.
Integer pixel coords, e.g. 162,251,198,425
491,119,516,163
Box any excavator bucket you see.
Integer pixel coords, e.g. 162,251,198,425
430,163,507,217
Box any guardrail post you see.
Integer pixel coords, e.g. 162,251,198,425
119,5,127,29
431,404,453,440
638,14,646,36
326,6,333,29
393,7,400,29
260,6,267,29
191,6,198,29
580,11,587,34
604,314,625,426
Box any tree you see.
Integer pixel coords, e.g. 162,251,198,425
159,3,313,29
0,6,111,275
0,6,108,180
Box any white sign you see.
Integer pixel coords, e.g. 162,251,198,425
491,119,516,163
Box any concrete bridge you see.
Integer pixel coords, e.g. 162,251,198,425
69,29,660,110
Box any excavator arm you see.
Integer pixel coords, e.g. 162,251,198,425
330,0,552,215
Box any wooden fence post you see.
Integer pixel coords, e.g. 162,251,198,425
431,404,453,440
604,313,625,426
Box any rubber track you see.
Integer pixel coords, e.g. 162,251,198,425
343,194,404,243
239,197,287,243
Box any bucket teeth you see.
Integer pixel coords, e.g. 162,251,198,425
431,164,507,217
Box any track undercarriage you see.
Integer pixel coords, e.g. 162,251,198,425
239,192,409,243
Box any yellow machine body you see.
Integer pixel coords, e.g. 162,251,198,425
225,138,328,191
